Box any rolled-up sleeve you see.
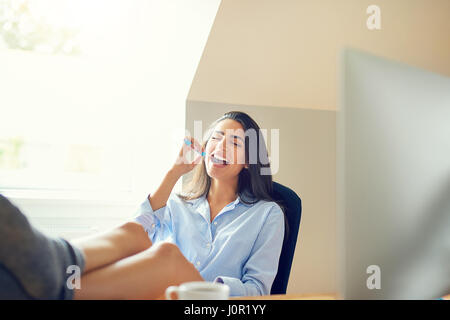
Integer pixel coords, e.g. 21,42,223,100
214,204,285,297
133,194,173,243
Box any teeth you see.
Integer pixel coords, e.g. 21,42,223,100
212,156,227,164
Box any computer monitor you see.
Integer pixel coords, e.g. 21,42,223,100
337,49,450,299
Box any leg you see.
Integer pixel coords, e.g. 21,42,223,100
72,221,152,274
0,195,85,299
74,242,204,300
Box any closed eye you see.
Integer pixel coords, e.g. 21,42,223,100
211,135,242,147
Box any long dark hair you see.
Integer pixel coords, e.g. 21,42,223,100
179,111,283,211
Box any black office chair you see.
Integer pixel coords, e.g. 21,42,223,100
270,181,302,294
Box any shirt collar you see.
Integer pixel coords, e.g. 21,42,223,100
187,194,252,223
227,195,241,208
186,192,255,209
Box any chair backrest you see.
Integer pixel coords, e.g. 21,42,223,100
270,181,302,294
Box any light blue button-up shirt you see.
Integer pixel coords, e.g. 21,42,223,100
133,192,285,297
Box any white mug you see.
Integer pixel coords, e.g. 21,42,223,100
165,281,230,300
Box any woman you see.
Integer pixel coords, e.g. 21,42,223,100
75,111,284,299
132,111,285,297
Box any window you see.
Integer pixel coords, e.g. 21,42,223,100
0,0,220,238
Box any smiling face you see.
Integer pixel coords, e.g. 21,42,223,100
204,119,248,181
180,111,276,204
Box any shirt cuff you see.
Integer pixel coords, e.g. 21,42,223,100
214,276,245,297
133,195,165,233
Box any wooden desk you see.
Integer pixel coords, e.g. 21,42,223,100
233,293,450,300
232,293,337,300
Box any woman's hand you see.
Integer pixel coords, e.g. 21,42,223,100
170,136,204,178
148,137,204,212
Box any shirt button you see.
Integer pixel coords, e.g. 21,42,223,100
151,223,156,228
213,221,218,225
206,243,211,248
196,261,201,266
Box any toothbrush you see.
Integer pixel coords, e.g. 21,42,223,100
184,138,206,157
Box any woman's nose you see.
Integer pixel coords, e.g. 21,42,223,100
214,138,228,155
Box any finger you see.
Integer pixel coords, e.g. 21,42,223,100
189,137,204,155
184,137,193,147
180,138,192,156
192,153,203,164
175,155,184,165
